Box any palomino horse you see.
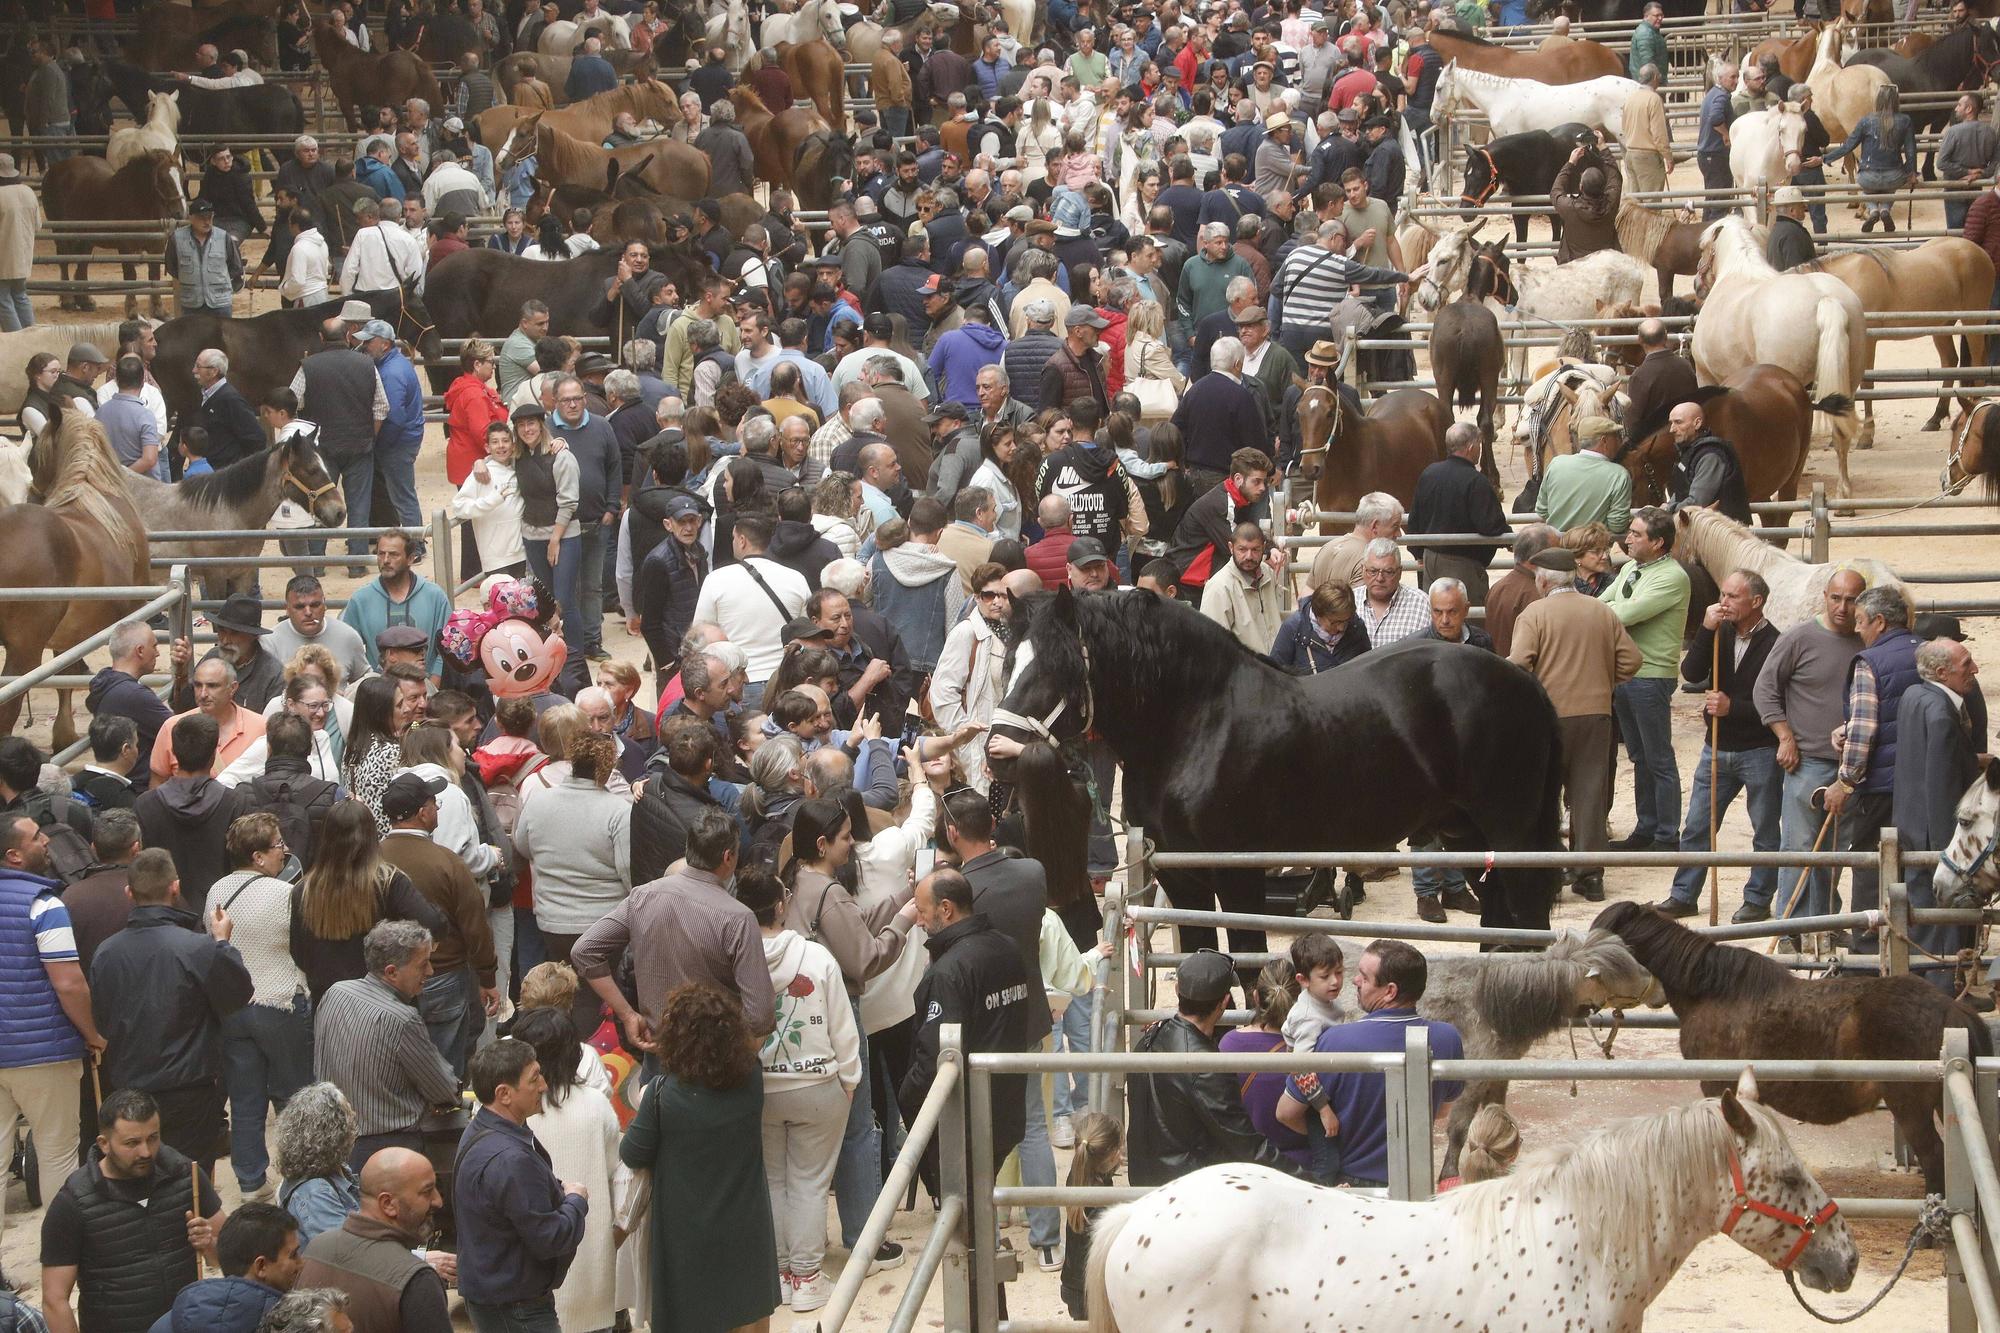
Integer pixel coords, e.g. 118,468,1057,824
1801,239,1997,437
40,151,186,318
504,115,711,201
1693,216,1866,496
1428,27,1624,82
1597,900,1985,1195
1088,1073,1858,1333
313,18,442,131
1431,63,1638,138
1617,366,1820,528
107,89,179,171
1295,382,1449,515
1946,400,2000,498
1670,505,1903,632
1728,104,1806,220
471,77,682,158
125,429,346,600
778,37,847,131
1807,19,1891,157
2,410,151,746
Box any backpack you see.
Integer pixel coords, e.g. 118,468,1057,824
248,772,337,873
22,790,95,886
484,754,549,842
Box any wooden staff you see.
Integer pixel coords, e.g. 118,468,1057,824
192,1159,206,1279
1708,629,1722,927
87,1050,102,1109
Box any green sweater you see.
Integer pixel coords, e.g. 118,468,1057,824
1175,252,1253,336
1628,22,1668,82
1599,555,1691,678
1535,450,1632,538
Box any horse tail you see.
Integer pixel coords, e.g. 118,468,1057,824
1810,395,1855,418
1085,1200,1135,1333
1813,297,1853,402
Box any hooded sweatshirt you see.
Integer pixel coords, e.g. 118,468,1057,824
144,1275,284,1333
927,319,1009,410
135,775,253,904
767,519,841,592
867,541,969,670
759,928,863,1094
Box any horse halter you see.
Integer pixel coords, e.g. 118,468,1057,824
1718,1121,1839,1272
991,641,1094,745
1940,822,2000,890
284,468,339,504
1461,146,1501,208
1294,383,1340,464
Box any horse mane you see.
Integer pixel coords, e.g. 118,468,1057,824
1976,403,2000,503
37,412,144,572
1797,246,1892,278
1024,589,1267,727
1431,28,1504,49
1624,382,1731,445
1595,901,1794,1003
1468,929,1652,1049
1615,196,1681,263
177,447,275,513
1674,505,1790,580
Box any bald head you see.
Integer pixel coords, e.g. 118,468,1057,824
359,1147,440,1234
1002,568,1045,599
1638,318,1669,350
360,1146,431,1198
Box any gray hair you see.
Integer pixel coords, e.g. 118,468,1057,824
864,354,904,384
193,656,239,685
1917,639,1959,682
1354,492,1403,530
108,620,155,659
363,919,433,976
849,398,887,432
1199,221,1231,243
623,338,659,371
521,299,550,321
1429,577,1469,604
711,98,735,124
295,135,318,152
704,640,747,676
272,1082,357,1182
1363,537,1401,562
686,318,719,351
1445,422,1481,455
822,557,867,597
406,98,430,118
258,1289,349,1333
603,368,640,404
1511,522,1559,562
977,364,1009,388
1209,336,1245,374
1224,275,1256,304
196,348,229,375
747,733,804,808
656,395,685,424
741,415,777,455
1857,585,1909,628
1534,564,1576,594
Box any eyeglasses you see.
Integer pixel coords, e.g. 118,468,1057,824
557,395,585,406
975,589,1009,602
1363,566,1398,579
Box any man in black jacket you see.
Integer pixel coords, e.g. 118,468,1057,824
1128,950,1300,1187
134,713,253,906
635,495,710,676
1665,400,1753,524
630,716,728,884
85,622,174,785
1765,185,1817,271
192,349,266,472
90,846,254,1177
1406,422,1510,604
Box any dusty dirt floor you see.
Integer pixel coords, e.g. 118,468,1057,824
4,139,1994,1329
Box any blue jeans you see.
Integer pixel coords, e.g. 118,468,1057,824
418,966,481,1078
1051,992,1092,1119
524,534,583,662
339,454,376,557
1612,677,1680,845
35,122,74,164
222,994,315,1191
1667,745,1784,908
880,106,911,138
579,521,608,653
377,439,422,529
833,995,881,1248
0,279,32,331
1793,165,1829,233
1017,1039,1059,1250
511,907,547,999
465,1295,562,1333
1412,835,1466,900
1774,755,1841,920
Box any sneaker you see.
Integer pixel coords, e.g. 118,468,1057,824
779,1270,794,1296
1731,903,1771,924
1650,897,1699,919
1050,1113,1075,1149
867,1241,905,1274
791,1271,829,1312
1037,1244,1064,1272
241,1179,276,1204
1440,887,1482,915
1416,896,1447,923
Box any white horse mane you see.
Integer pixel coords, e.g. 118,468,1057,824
1702,214,1775,277
1675,507,1904,630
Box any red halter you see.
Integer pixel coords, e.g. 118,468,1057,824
1719,1136,1840,1271
1462,145,1501,207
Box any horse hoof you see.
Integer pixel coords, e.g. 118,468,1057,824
1922,418,1944,433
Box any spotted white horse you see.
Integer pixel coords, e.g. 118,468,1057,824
1431,62,1640,138
1087,1072,1858,1333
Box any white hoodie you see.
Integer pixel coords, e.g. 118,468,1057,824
761,929,863,1094
394,762,501,880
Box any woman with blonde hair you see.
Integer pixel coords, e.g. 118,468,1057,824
1441,1103,1523,1189
1560,520,1618,597
1123,298,1185,417
1058,1111,1125,1317
809,471,863,558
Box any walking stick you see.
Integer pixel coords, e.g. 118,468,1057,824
87,1050,102,1109
192,1159,206,1279
1708,630,1722,926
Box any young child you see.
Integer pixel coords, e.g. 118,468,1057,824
1440,1104,1523,1191
1059,1112,1124,1319
179,425,214,478
1283,934,1350,1182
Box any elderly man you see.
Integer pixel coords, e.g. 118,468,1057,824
190,349,263,471
1624,318,1700,443
1536,415,1632,536
1354,537,1428,647
1510,548,1642,903
1175,221,1254,347
1308,491,1401,593
696,100,757,199
1407,422,1509,604
1601,507,1692,851
340,196,426,297
1200,521,1290,652
1654,570,1785,921
1173,336,1269,496
166,200,244,319
1622,63,1674,196
1766,185,1817,270
171,592,283,714
150,653,266,786
1697,61,1738,221
1826,586,1924,949
358,319,426,534
314,920,462,1168
1255,111,1301,198
1897,638,1987,982
296,1147,452,1328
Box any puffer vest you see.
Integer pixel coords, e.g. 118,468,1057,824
1672,435,1753,524
516,448,558,528
0,867,84,1069
299,344,382,464
1845,628,1921,794
172,226,234,310
64,1143,204,1333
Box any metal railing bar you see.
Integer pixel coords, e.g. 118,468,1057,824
885,1196,963,1333
965,1051,1942,1081
0,576,183,707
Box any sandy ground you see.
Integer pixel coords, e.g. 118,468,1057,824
6,145,1998,1328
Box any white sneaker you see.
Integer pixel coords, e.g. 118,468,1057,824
866,1240,905,1273
1050,1113,1075,1149
791,1271,830,1312
1037,1243,1064,1272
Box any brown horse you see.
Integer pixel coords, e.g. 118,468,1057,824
1616,198,1704,300
1596,900,1989,1195
505,115,711,201
1891,30,1939,59
1425,231,1513,495
1616,364,1817,525
1747,23,1823,84
1427,28,1624,84
725,85,846,204
129,0,282,70
472,77,682,156
312,17,443,131
1296,384,1448,518
1944,400,2000,499
40,151,186,318
777,36,846,130
1,410,151,746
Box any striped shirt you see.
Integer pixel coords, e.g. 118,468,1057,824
1272,243,1405,331
30,894,76,964
313,973,460,1135
206,872,307,1009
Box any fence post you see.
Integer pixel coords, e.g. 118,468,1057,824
966,1058,1003,1333
430,510,456,602
169,564,194,653
1945,1025,1976,1333
937,1024,972,1333
1089,885,1122,1118
1117,824,1148,1125
1809,483,1831,563
1884,880,1911,983
1386,1026,1435,1201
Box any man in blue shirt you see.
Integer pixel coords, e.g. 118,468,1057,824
341,529,453,679
359,320,425,533
972,34,1012,103
1277,939,1464,1188
1698,64,1739,221
564,35,619,102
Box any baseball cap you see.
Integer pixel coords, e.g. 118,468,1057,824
918,272,944,295
1528,547,1578,572
1918,613,1967,642
1065,306,1110,330
863,312,894,339
1023,298,1057,325
443,115,464,133
382,772,449,822
781,617,836,646
923,400,970,423
357,319,397,343
663,493,703,521
1176,949,1238,1006
187,198,215,214
376,625,431,651
1068,536,1112,566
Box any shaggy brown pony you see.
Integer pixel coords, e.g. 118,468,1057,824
1593,900,1991,1194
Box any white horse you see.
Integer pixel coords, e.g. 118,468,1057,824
760,0,843,50
1673,506,1904,629
539,14,631,53
1933,763,2000,908
1729,104,1806,221
705,0,755,72
0,438,28,506
1693,215,1867,496
1432,62,1639,139
107,89,179,171
1087,1071,1857,1333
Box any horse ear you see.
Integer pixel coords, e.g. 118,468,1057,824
1049,582,1080,628
1736,1065,1762,1107
1720,1085,1758,1141
1986,755,2000,791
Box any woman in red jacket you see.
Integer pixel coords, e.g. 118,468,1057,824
446,339,509,578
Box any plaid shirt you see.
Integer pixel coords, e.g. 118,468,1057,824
1353,583,1429,647
1838,656,1880,789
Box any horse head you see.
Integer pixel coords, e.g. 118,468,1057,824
1935,759,2000,908
1547,928,1667,1012
276,426,347,529
497,113,544,173
147,150,188,220
989,585,1095,773
1294,382,1342,482
1417,221,1481,312
1713,1069,1858,1293
1467,239,1515,305
635,75,680,126
1945,402,2000,500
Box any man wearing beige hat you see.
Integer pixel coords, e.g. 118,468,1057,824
1534,414,1633,537
1254,110,1301,198
1765,185,1817,271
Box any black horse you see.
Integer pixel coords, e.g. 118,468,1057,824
427,244,708,350
988,589,1566,968
1459,123,1590,244
1528,0,1707,21
1431,235,1514,496
98,59,303,144
154,288,444,432
1848,24,2000,179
